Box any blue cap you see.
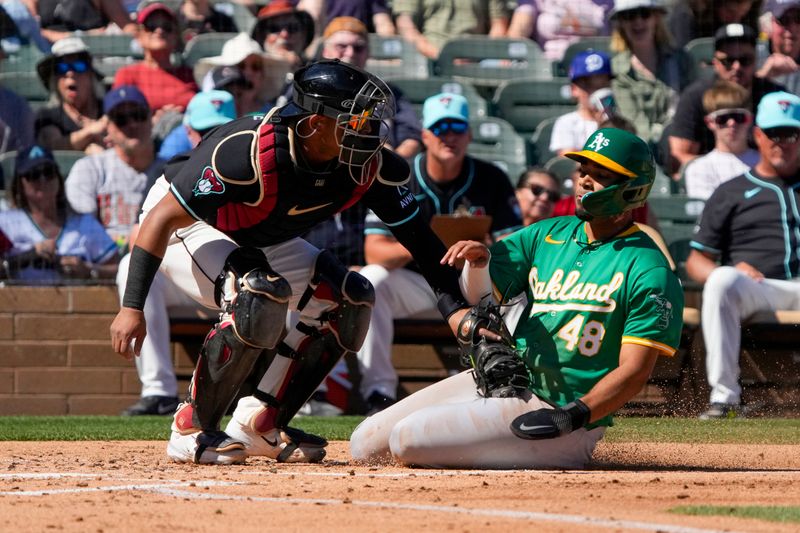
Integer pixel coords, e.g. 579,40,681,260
422,92,469,130
103,85,149,115
15,144,56,176
756,91,800,129
569,50,612,82
184,90,236,131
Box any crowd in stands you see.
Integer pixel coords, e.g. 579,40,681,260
1,0,799,420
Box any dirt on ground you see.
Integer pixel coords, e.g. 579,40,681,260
0,441,798,533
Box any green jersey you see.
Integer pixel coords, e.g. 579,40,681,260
489,216,684,426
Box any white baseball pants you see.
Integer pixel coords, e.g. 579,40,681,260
350,370,605,469
701,266,800,405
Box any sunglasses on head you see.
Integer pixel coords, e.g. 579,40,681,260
429,120,469,137
21,166,59,182
708,108,751,126
528,184,561,202
618,7,653,21
109,107,149,128
55,59,89,76
264,18,302,34
143,18,176,33
763,127,800,144
714,54,755,69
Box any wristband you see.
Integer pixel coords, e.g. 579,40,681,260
563,398,592,431
121,246,162,310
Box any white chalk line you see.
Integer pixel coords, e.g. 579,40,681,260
0,472,748,533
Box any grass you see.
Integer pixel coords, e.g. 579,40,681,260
670,505,800,524
0,415,799,443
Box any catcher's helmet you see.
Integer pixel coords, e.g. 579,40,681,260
280,59,395,184
564,128,655,218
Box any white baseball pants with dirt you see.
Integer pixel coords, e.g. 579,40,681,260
116,253,213,398
356,265,441,401
349,370,605,469
701,266,800,405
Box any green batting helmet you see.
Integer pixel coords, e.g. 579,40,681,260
564,128,655,218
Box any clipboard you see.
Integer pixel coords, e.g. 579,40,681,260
429,214,492,247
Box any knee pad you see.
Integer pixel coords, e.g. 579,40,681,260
216,247,292,349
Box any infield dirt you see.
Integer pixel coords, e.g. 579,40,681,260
1,440,798,532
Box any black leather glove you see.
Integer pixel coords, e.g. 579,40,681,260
510,399,591,440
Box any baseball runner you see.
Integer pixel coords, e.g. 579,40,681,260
350,128,685,469
109,59,471,465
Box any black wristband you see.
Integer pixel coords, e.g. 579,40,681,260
564,398,592,431
121,246,162,311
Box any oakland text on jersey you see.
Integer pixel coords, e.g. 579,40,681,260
527,267,625,315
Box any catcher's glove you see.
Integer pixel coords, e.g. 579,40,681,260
456,299,529,398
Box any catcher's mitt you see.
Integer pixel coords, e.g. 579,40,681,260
456,299,529,398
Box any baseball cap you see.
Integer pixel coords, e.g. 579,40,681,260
608,0,666,19
136,2,176,24
323,16,368,40
210,65,251,90
422,93,469,129
564,128,650,178
714,24,757,50
184,90,236,131
569,50,612,82
766,0,800,20
15,144,57,177
756,91,800,129
103,85,149,114
251,0,314,49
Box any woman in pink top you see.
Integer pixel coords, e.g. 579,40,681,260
113,2,198,121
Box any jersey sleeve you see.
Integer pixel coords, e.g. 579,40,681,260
690,185,733,256
65,156,101,215
488,225,538,301
622,266,684,356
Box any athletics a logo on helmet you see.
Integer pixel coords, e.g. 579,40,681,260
193,166,225,196
587,131,610,152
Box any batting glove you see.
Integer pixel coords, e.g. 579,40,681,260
510,399,591,440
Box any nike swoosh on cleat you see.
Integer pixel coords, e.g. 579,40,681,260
261,435,278,447
287,202,333,215
517,423,555,432
545,234,565,245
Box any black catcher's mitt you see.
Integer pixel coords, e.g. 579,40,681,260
456,299,529,398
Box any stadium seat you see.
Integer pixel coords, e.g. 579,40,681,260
0,43,46,73
222,2,256,35
555,37,611,78
492,77,574,137
648,195,705,225
544,156,578,194
78,33,142,59
433,36,551,88
650,167,675,197
467,117,527,182
366,34,430,79
0,71,49,107
684,37,715,82
53,150,85,177
389,77,487,119
182,32,238,68
529,116,558,166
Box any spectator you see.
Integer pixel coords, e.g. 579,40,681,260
609,0,693,150
0,39,34,154
157,89,236,160
684,81,759,199
34,37,107,154
756,0,800,95
33,0,137,43
0,144,117,283
506,0,613,61
355,93,521,415
177,0,237,44
197,32,291,114
668,24,784,170
251,0,315,69
668,0,762,50
550,50,613,156
515,168,560,227
113,3,198,117
0,0,51,53
685,91,800,419
393,0,510,60
304,0,395,35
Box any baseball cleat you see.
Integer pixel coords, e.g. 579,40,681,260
166,429,247,465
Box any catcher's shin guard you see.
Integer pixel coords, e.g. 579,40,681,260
252,250,374,428
181,247,291,432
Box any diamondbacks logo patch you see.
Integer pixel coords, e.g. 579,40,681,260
587,132,610,152
778,100,792,112
193,166,225,196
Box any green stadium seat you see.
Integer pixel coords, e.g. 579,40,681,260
0,43,46,73
223,1,256,34
389,77,487,119
468,117,527,182
529,116,558,166
492,77,574,137
78,33,142,59
366,34,429,79
555,37,611,78
0,150,85,190
433,36,551,88
648,195,705,225
0,71,49,105
685,37,715,82
182,32,238,68
544,156,578,194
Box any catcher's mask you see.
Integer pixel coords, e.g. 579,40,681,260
280,59,395,185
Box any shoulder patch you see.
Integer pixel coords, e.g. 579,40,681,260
377,149,410,186
193,166,225,196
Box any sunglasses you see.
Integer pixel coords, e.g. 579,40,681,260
708,108,751,126
429,120,469,137
618,7,653,21
714,54,755,69
263,18,303,34
763,127,800,144
55,59,89,76
143,18,176,33
109,107,149,128
21,166,59,182
528,184,561,202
